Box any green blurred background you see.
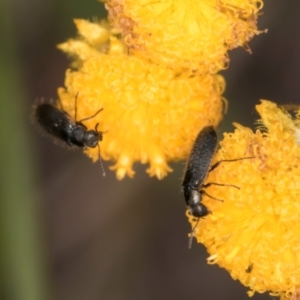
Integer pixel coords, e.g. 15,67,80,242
0,0,299,299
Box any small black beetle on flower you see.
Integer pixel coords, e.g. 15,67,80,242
182,125,252,247
33,95,105,176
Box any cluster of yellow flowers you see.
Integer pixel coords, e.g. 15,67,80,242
56,1,300,299
57,0,262,179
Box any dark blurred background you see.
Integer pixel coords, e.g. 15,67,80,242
0,0,299,299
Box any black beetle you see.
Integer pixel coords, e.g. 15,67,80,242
33,95,105,176
182,126,253,247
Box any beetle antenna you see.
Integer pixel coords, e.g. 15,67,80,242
74,92,79,121
93,122,105,176
97,143,106,177
79,108,103,123
188,218,200,249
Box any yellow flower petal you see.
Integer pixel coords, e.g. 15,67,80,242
106,0,264,74
58,39,101,62
188,100,300,297
74,19,110,45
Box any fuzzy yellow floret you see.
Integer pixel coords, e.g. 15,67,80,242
187,100,300,297
58,56,225,179
105,0,264,74
57,19,225,179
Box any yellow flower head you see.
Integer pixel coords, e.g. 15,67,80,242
105,0,264,74
187,100,300,297
57,20,225,179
